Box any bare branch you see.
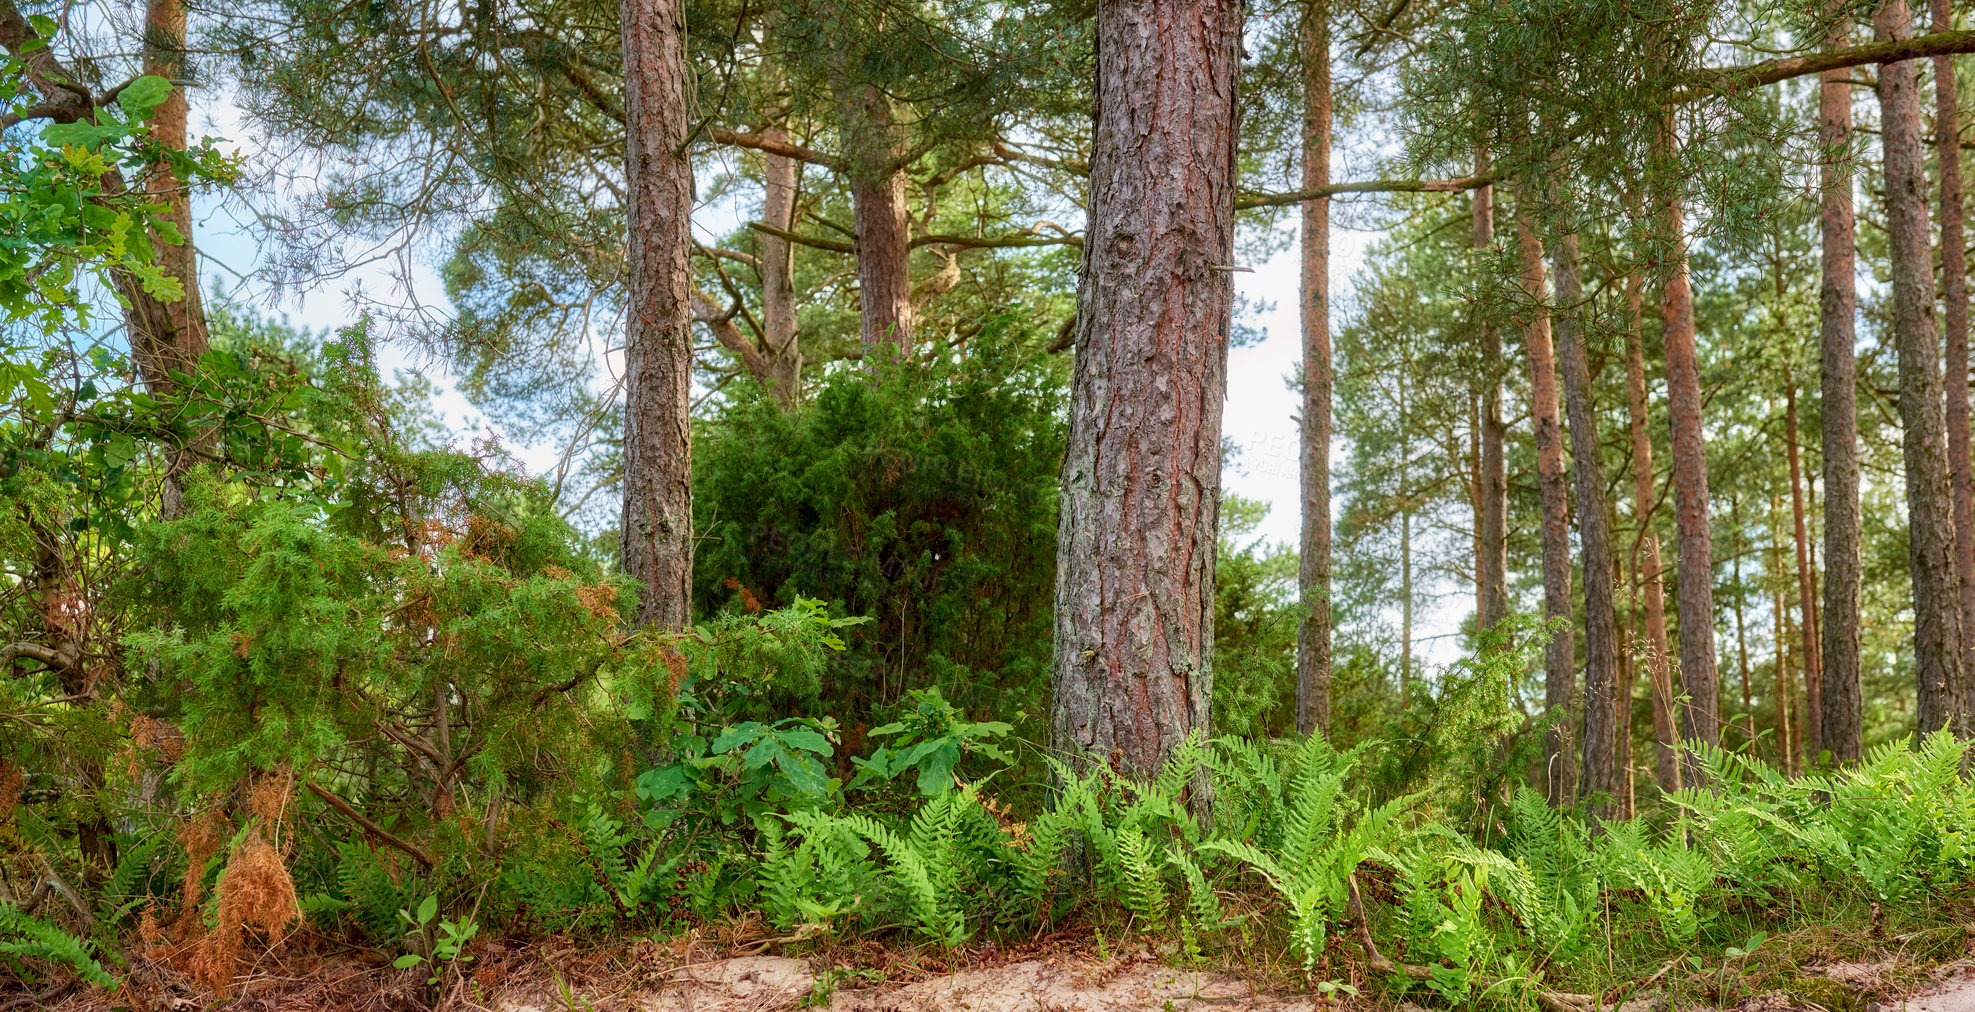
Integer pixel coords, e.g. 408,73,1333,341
747,221,854,254
1237,171,1501,209
710,128,840,169
306,781,435,869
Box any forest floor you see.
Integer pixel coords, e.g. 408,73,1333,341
28,932,1975,1012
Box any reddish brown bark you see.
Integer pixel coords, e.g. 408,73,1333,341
1295,0,1334,737
620,0,696,629
1513,202,1578,805
1878,0,1965,734
760,133,803,406
1624,273,1683,794
1555,231,1621,807
1476,148,1509,637
1820,16,1866,762
1937,0,1975,730
839,84,913,352
1772,500,1799,776
1052,0,1240,782
1654,114,1722,769
1784,375,1823,760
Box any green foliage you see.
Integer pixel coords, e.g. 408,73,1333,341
0,902,116,990
1210,497,1302,739
1202,743,1411,974
850,687,1013,796
0,48,235,333
692,325,1065,744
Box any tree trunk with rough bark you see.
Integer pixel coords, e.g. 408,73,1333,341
760,133,803,407
1821,16,1866,762
1555,232,1620,807
1878,0,1965,735
1654,113,1721,771
1052,0,1240,784
1476,149,1509,637
1785,375,1823,760
839,84,913,352
1651,114,1714,770
1513,203,1578,806
620,0,696,630
1625,272,1683,794
1296,0,1333,737
1937,0,1975,729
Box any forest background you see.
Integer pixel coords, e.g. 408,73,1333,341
11,0,1975,1008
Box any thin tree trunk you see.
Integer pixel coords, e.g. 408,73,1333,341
1733,499,1755,753
1477,148,1510,636
1772,496,1799,775
620,0,696,630
760,133,803,407
1785,373,1824,759
1653,112,1722,771
1937,0,1975,730
1625,271,1683,793
1821,14,1866,762
839,84,913,352
1400,363,1414,697
1555,232,1621,807
1296,0,1333,737
1471,394,1485,628
1619,543,1639,816
1052,0,1240,785
1513,201,1578,806
1878,0,1965,735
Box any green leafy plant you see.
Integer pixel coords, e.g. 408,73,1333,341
393,894,480,986
850,687,1013,796
0,902,116,990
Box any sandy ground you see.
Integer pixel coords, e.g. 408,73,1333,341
493,954,1327,1012
477,953,1975,1012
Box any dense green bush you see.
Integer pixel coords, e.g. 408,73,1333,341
692,321,1066,741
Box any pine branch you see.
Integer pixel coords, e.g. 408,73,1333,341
1680,28,1975,98
747,221,854,254
711,128,841,170
1237,172,1502,209
0,642,59,668
306,781,435,869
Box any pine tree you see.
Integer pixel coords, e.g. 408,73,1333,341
1052,0,1242,786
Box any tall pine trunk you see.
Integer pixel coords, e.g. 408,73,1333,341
1555,232,1620,806
1625,271,1683,793
1296,0,1333,736
839,84,913,351
1052,0,1240,783
1513,202,1578,806
1654,112,1722,769
1936,0,1975,726
1877,0,1965,734
620,0,696,629
1785,375,1823,760
760,134,803,407
1820,16,1866,761
1476,148,1510,636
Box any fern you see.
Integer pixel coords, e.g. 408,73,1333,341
839,811,967,947
0,903,116,989
1114,824,1167,930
